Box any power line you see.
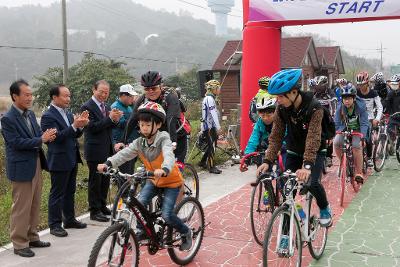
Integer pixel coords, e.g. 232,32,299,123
0,45,213,67
80,1,171,32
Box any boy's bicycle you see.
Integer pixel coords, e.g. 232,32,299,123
110,162,199,219
262,170,328,267
88,168,205,267
336,130,367,207
240,152,285,246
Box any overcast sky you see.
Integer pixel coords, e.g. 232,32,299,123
1,0,400,69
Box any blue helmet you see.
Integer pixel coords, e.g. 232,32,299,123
340,83,357,97
268,69,303,95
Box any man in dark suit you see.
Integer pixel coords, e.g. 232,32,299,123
41,84,89,237
81,80,123,222
1,79,56,257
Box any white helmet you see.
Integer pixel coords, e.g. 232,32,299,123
370,72,385,84
256,96,277,111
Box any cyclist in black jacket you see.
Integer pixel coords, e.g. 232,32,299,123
120,71,185,162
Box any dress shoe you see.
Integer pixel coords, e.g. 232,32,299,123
50,227,68,237
64,219,87,229
14,247,35,257
209,167,222,174
90,212,110,222
101,207,111,216
29,240,51,248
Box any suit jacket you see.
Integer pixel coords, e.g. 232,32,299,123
81,98,116,162
1,105,48,182
41,105,83,172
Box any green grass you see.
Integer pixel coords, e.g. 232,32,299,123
0,137,91,247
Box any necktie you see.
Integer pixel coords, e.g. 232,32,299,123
22,110,34,135
62,109,70,126
100,103,106,117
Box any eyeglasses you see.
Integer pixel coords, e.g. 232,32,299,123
144,86,160,92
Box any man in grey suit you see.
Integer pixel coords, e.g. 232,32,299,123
1,79,57,257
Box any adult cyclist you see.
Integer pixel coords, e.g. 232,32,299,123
386,74,400,147
121,71,186,163
309,76,336,167
370,72,389,113
257,69,332,229
356,71,383,167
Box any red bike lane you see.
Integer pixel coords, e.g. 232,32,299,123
139,160,365,266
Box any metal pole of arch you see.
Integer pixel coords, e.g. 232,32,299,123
62,0,68,84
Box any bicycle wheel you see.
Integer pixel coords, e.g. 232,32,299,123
396,137,400,163
182,163,199,200
373,136,388,172
250,180,275,246
339,154,346,207
167,197,205,265
307,195,328,259
263,205,302,267
88,222,139,267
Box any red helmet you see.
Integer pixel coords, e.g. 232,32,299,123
137,101,166,123
356,71,369,85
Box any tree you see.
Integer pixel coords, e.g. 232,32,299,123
33,54,135,112
164,67,201,100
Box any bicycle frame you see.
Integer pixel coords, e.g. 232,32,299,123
274,172,318,255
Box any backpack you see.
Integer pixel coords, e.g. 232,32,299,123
177,108,191,135
306,99,336,140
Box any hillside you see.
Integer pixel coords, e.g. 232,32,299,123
0,0,241,94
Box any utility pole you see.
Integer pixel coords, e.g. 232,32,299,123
62,0,68,84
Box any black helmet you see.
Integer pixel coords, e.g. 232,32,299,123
141,71,163,87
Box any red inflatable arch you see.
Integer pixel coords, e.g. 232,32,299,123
240,0,400,150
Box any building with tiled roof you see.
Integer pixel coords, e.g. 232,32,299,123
209,37,345,115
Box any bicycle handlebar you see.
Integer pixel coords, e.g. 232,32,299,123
102,167,155,180
336,130,364,138
240,152,261,172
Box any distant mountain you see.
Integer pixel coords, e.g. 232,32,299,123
0,0,241,94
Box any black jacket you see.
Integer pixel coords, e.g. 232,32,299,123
123,91,181,143
81,98,117,162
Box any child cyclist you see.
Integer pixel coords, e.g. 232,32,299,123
244,95,286,168
249,76,272,123
97,102,192,251
333,84,369,184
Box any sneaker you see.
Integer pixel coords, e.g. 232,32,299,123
209,167,222,174
277,235,289,256
367,159,373,167
179,229,193,251
326,157,333,168
354,174,364,184
319,206,332,227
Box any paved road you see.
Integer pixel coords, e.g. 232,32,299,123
0,157,399,266
311,157,400,267
0,162,254,267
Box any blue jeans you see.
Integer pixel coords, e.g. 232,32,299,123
138,182,189,234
